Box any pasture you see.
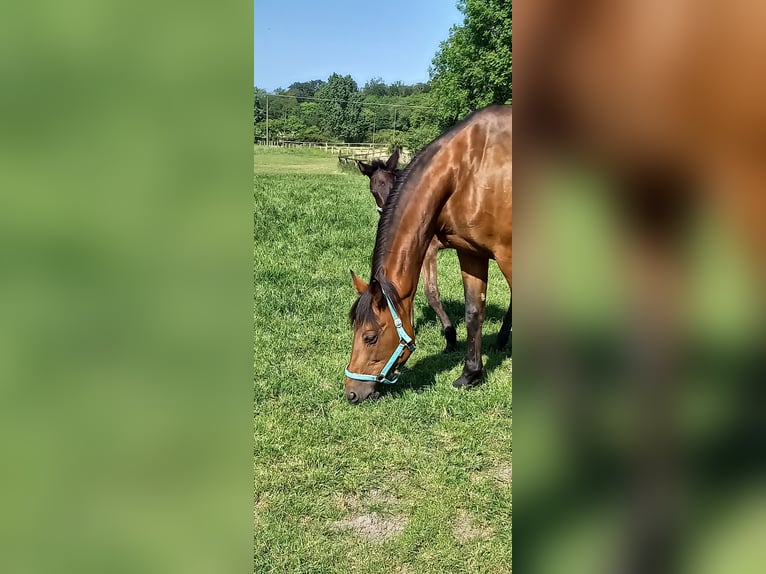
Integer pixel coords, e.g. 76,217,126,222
253,145,512,573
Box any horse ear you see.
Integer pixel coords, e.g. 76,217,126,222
357,161,373,177
350,270,368,294
368,278,384,307
386,148,400,172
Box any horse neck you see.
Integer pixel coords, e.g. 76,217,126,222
380,164,451,303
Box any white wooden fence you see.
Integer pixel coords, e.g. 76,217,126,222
254,138,387,156
254,138,411,168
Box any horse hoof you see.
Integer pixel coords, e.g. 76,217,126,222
452,371,483,389
443,326,457,353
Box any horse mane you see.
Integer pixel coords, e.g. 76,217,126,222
371,146,439,277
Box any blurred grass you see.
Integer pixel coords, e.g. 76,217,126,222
253,147,512,573
0,3,253,573
515,171,766,574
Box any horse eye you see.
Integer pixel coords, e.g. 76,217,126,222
363,332,378,345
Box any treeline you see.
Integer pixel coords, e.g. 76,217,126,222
254,0,511,151
254,76,441,151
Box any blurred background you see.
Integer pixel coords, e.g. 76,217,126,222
516,1,766,572
0,1,253,573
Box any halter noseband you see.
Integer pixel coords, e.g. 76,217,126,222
344,289,416,385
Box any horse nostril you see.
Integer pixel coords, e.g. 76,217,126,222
347,391,358,404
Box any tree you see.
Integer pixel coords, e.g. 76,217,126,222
266,90,300,118
388,81,405,97
285,79,325,102
299,101,321,127
315,73,364,142
429,0,512,128
271,115,304,140
405,93,441,150
256,77,441,145
404,125,441,152
362,77,388,97
298,125,330,142
254,87,268,123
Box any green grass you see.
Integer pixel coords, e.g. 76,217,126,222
254,146,512,573
253,145,343,175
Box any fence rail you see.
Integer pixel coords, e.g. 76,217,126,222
254,138,411,167
337,149,412,168
254,138,389,155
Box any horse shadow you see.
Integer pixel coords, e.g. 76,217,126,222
383,327,512,399
415,300,508,331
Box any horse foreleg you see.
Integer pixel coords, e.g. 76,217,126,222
421,241,456,352
453,250,489,388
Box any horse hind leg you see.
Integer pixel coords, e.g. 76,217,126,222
453,250,489,389
421,242,456,352
493,256,512,353
495,299,512,352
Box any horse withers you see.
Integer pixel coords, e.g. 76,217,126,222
357,148,458,353
345,105,512,404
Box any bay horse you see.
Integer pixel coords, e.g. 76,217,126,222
345,105,512,404
357,148,458,353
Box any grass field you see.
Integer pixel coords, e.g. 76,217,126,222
253,145,512,573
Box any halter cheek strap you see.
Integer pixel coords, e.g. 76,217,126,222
344,289,416,385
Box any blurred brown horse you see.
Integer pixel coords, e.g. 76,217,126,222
357,148,457,353
345,105,512,404
519,0,766,266
518,3,766,572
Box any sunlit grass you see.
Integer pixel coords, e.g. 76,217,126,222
254,144,343,175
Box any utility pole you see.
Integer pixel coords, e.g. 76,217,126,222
393,106,397,144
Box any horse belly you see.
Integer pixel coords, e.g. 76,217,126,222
437,188,512,260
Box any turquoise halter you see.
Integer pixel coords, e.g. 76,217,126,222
345,289,416,385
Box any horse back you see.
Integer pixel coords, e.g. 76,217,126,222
436,106,512,262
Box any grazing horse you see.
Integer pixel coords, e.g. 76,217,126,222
357,148,458,353
345,105,512,404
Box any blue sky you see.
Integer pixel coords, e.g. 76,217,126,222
254,0,463,91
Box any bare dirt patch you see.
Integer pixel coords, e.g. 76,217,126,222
337,488,400,511
332,513,407,542
453,510,493,542
493,464,512,485
369,488,399,506
254,496,269,529
469,463,513,486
